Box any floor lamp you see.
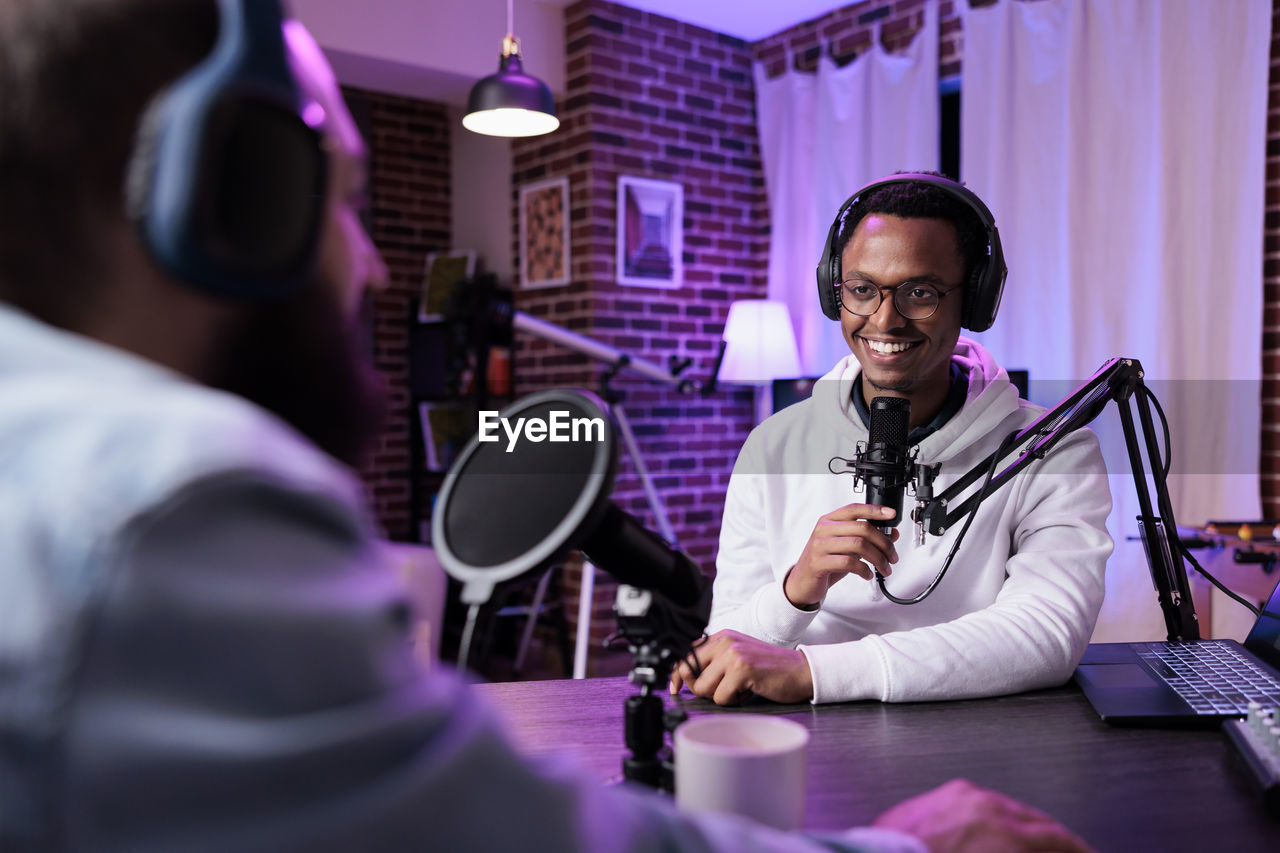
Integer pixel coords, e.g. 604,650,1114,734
718,299,803,424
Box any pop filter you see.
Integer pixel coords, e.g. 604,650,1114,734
432,389,710,625
433,389,616,605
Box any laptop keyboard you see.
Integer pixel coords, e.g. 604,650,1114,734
1136,640,1280,716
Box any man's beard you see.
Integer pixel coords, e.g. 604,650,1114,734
207,286,387,468
866,374,914,394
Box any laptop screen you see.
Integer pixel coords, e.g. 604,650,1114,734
1243,576,1280,669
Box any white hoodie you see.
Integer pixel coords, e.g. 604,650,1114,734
710,338,1114,703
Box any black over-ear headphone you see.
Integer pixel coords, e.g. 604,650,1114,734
125,0,327,300
814,173,1007,333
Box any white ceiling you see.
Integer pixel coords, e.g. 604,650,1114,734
541,0,856,43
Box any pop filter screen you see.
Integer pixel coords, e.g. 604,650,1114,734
433,390,617,602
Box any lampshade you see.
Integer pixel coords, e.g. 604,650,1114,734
719,300,802,384
463,33,559,138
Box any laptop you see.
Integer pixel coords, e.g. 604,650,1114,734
1074,576,1280,725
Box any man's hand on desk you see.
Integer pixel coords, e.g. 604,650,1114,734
668,629,813,705
872,778,1099,853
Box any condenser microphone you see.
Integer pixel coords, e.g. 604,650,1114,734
855,396,912,534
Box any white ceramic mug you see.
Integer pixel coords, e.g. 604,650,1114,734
673,714,809,830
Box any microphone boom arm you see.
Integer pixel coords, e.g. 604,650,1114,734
911,357,1199,642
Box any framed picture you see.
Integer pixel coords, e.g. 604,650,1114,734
616,175,683,289
418,402,473,471
418,250,476,321
519,176,571,288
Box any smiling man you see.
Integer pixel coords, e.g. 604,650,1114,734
672,173,1114,706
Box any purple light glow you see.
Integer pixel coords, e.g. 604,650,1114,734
302,101,327,129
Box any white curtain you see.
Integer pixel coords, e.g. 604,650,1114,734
961,0,1270,640
756,2,939,375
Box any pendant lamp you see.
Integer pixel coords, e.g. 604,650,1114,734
462,0,559,138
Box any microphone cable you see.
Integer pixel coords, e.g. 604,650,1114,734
1140,383,1265,619
875,429,1021,605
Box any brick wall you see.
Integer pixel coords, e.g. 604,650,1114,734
343,86,452,541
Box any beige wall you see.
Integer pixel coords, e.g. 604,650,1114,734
450,110,514,281
291,0,567,105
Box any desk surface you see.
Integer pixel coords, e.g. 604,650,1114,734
475,676,1279,853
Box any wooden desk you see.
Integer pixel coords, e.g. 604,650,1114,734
476,675,1279,853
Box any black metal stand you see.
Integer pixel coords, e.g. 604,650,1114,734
621,684,686,791
610,585,702,790
902,357,1199,641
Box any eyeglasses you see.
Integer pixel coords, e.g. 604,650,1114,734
839,278,961,320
